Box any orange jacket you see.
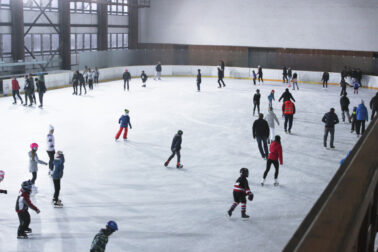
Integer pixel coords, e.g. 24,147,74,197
282,100,295,115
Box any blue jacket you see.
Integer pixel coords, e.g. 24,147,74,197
268,93,275,102
119,114,132,128
356,104,368,121
52,155,65,179
353,81,359,89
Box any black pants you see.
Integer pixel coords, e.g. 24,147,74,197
258,75,263,83
80,82,86,94
18,210,31,236
218,78,225,87
32,92,36,104
356,120,366,135
124,80,129,90
12,90,23,103
324,127,335,147
263,159,279,179
253,78,256,85
94,77,99,84
351,120,356,131
233,191,246,204
372,109,377,120
53,179,61,201
284,114,293,131
197,81,201,91
88,80,93,90
256,136,269,158
31,172,37,184
340,87,346,96
283,75,288,83
167,149,181,163
47,151,55,171
73,82,78,94
24,92,33,105
323,80,328,88
253,102,260,115
38,92,44,106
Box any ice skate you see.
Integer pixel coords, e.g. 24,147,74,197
164,161,169,167
227,209,233,217
53,199,63,208
241,212,250,218
261,178,265,186
25,228,32,233
274,179,279,186
13,102,16,105
176,163,183,169
330,145,335,149
17,233,28,239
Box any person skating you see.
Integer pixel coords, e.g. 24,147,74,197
154,61,162,80
340,92,351,123
78,71,86,95
253,89,261,116
141,71,148,87
322,71,329,88
23,75,33,106
353,79,359,94
252,70,257,85
164,130,183,168
227,168,254,218
115,109,132,140
72,71,79,95
291,73,299,90
257,65,263,84
217,65,225,88
282,100,295,134
287,67,292,83
94,66,100,85
267,90,275,108
356,100,368,137
322,108,339,148
83,66,89,84
252,113,270,159
261,135,283,186
88,68,94,90
282,66,288,83
220,60,225,72
46,125,55,174
278,88,296,102
265,107,280,143
122,69,131,91
35,77,46,108
340,77,347,96
28,143,48,187
15,181,40,239
90,221,118,252
52,151,64,207
11,77,23,104
370,92,378,120
28,74,37,104
350,107,357,133
0,170,7,194
196,69,201,92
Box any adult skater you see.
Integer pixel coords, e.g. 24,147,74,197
29,143,48,186
196,69,201,92
267,90,275,108
265,107,280,143
261,135,283,186
350,107,357,133
90,221,118,252
220,60,225,72
257,65,263,84
164,130,184,168
115,109,132,140
253,89,261,116
217,65,225,88
353,79,359,94
11,77,23,104
282,100,295,134
340,77,347,96
122,69,131,91
83,66,89,84
340,92,351,123
227,168,254,218
322,71,329,88
154,61,162,80
46,125,55,174
141,70,148,87
287,67,292,83
88,68,94,90
72,71,79,95
15,181,40,239
291,73,299,90
35,77,46,108
252,70,257,85
356,100,368,136
282,66,288,83
23,75,33,106
52,151,64,207
252,113,270,159
78,71,86,95
278,88,296,102
94,66,100,85
370,92,378,120
0,170,7,194
322,108,339,148
28,74,37,104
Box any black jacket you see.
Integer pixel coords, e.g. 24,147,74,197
370,95,378,110
221,61,225,71
72,73,79,84
279,91,295,102
253,93,261,104
171,134,182,151
340,79,347,88
288,68,292,77
29,78,35,91
322,72,329,81
156,64,162,72
24,79,33,93
36,80,46,93
123,72,131,81
217,67,224,78
78,73,85,83
141,73,148,82
322,112,339,128
197,73,201,83
252,118,270,138
283,67,287,76
340,96,350,110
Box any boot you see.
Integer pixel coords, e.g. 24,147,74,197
261,178,265,186
25,228,32,233
241,212,250,218
274,179,279,186
17,233,28,239
176,162,183,168
227,208,234,217
164,161,169,167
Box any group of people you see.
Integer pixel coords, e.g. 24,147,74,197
71,66,100,95
11,73,47,108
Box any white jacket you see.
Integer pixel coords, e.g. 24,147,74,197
47,133,55,151
265,111,280,128
29,152,47,173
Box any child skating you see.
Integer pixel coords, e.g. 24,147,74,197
141,71,148,87
90,221,118,252
0,170,7,194
164,130,183,168
267,90,275,108
28,143,48,189
52,151,65,207
115,109,132,140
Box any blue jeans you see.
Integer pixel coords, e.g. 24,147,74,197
256,136,269,158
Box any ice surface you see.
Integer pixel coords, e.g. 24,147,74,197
0,77,375,252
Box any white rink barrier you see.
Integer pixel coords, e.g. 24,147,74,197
2,65,378,95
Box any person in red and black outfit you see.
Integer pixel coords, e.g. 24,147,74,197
15,181,40,239
11,77,23,104
282,100,295,133
261,135,283,186
227,168,254,218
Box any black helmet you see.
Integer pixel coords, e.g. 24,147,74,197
240,168,249,177
21,180,32,192
178,130,183,135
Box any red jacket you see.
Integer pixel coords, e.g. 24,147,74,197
12,79,20,90
15,189,39,213
282,100,295,115
268,141,283,164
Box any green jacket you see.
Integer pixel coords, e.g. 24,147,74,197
90,229,109,252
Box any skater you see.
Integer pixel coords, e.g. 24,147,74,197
88,68,94,90
46,125,55,174
122,69,131,91
28,143,48,186
83,66,89,84
282,66,288,83
35,77,46,108
154,61,162,80
164,130,183,168
196,69,201,92
265,107,280,143
227,168,254,218
52,151,64,207
141,70,148,87
29,74,37,104
322,71,329,88
340,92,351,123
90,221,118,252
253,89,261,116
0,170,7,194
11,77,23,104
291,73,299,90
278,88,296,102
370,92,378,120
217,65,225,88
353,79,359,94
220,60,225,72
356,69,362,87
356,100,368,136
340,77,347,96
252,70,257,85
252,113,270,159
23,75,33,106
267,90,275,108
78,71,86,95
72,71,79,95
15,181,40,239
350,107,357,133
287,67,292,83
257,65,263,84
115,109,132,140
261,135,283,186
282,100,295,133
322,108,339,148
94,66,100,85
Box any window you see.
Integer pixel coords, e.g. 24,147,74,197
70,34,76,50
70,34,98,52
42,34,51,53
2,34,11,54
84,34,91,50
108,33,128,50
76,34,83,50
123,34,128,47
108,0,128,16
33,34,41,52
52,34,59,51
25,34,32,54
70,1,97,14
0,0,10,9
91,34,97,50
23,0,58,12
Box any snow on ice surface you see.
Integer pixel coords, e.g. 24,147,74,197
0,77,374,252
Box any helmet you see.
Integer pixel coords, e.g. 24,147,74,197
0,170,4,182
177,130,183,135
240,168,249,177
30,143,39,150
271,90,275,93
21,180,32,192
55,151,63,159
124,109,129,114
106,221,118,231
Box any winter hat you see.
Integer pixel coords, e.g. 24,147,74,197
49,124,54,131
125,69,128,72
30,143,39,150
271,90,275,93
124,109,129,114
361,99,365,104
55,151,63,159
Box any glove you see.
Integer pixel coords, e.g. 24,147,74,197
0,189,7,194
248,193,254,201
36,209,40,214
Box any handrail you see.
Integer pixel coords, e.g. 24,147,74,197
283,116,378,252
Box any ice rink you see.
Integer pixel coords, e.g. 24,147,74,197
0,76,375,252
